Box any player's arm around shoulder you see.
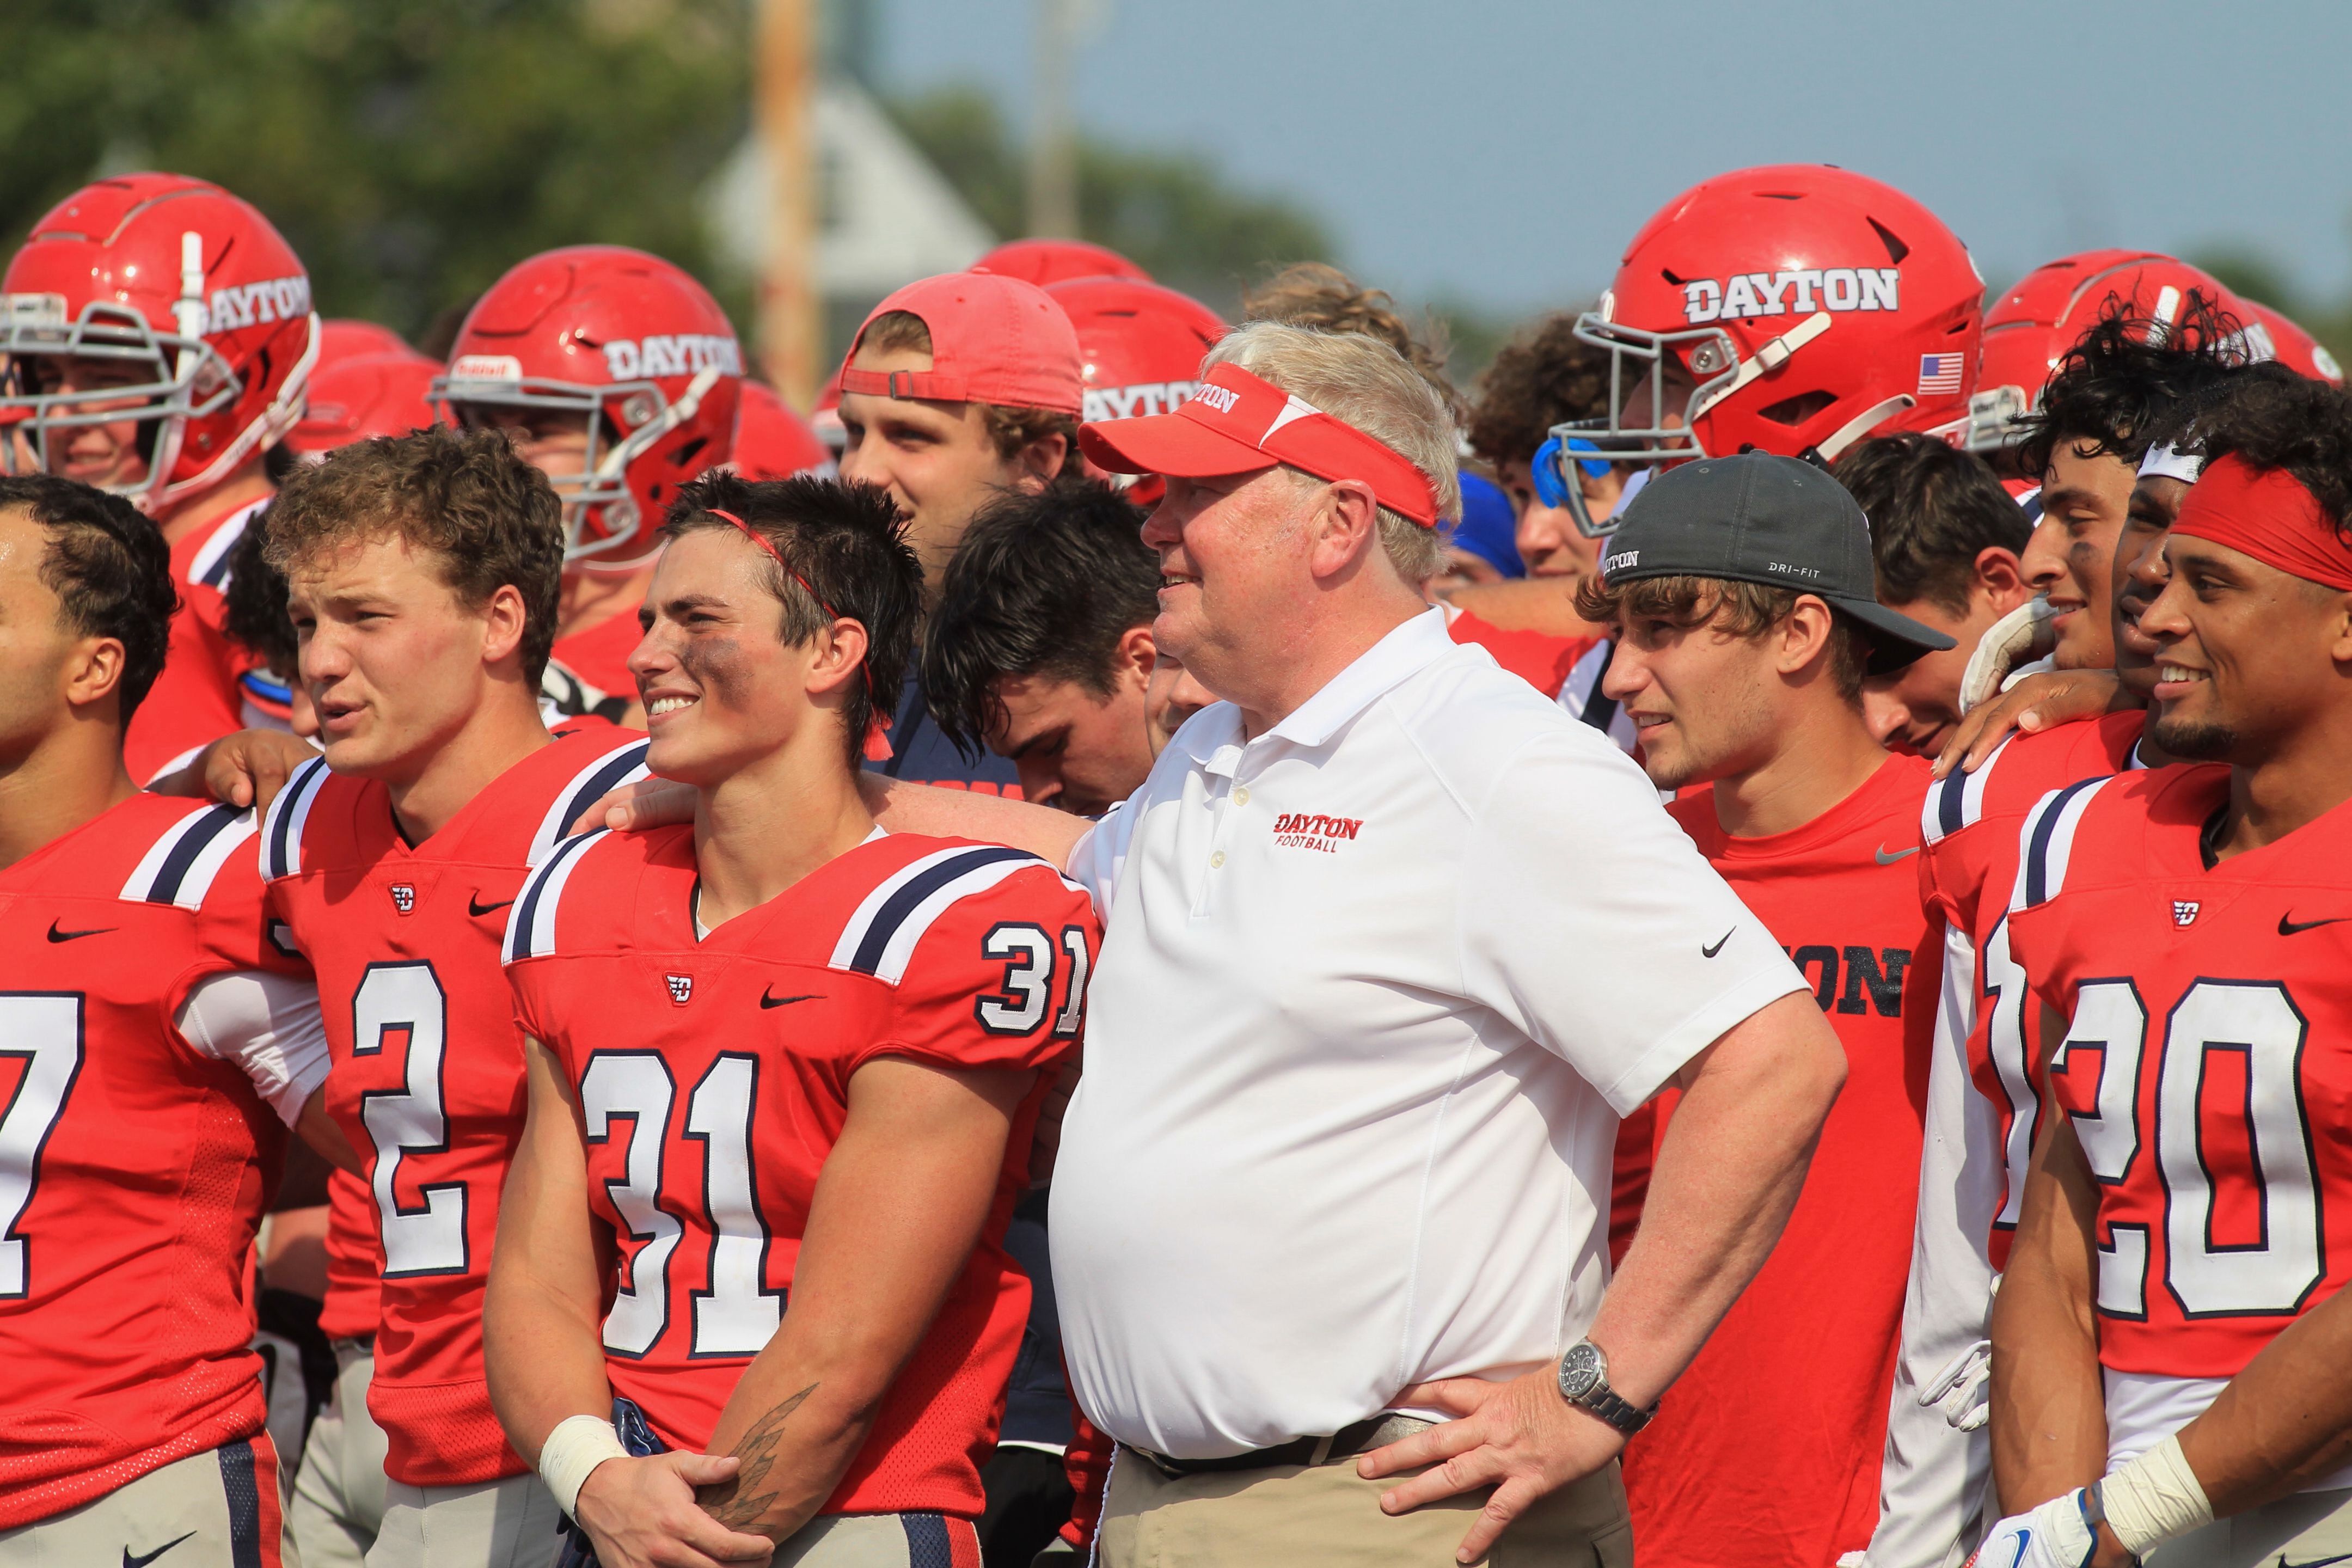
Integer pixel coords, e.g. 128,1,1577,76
689,859,1095,1546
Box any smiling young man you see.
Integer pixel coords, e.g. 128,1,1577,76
835,272,1083,793
1575,452,1954,1568
253,426,648,1568
488,473,1094,1568
0,174,319,783
1982,371,2352,1568
922,477,1163,816
0,474,343,1567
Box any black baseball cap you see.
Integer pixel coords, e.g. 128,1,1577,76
1595,452,1955,674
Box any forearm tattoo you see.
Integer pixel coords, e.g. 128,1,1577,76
697,1382,820,1533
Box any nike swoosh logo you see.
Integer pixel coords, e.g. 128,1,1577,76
2006,1532,2032,1568
2280,1554,2352,1568
468,896,514,917
125,1533,197,1568
2279,913,2348,936
1702,929,1733,958
47,919,117,942
760,990,821,1009
1875,844,1921,865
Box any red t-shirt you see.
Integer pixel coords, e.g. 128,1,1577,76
260,730,650,1485
125,498,271,783
1619,755,1937,1568
0,795,299,1526
505,828,1094,1520
2008,767,2352,1380
549,599,644,701
1445,609,1595,700
1916,712,2146,1265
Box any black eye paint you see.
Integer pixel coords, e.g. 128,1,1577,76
676,634,756,705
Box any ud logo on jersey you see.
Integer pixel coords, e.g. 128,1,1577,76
665,973,694,1006
2173,899,2201,927
388,884,416,914
1681,268,1900,324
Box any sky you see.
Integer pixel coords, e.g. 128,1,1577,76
874,0,2352,320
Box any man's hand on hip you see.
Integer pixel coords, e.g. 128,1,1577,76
1356,1366,1621,1564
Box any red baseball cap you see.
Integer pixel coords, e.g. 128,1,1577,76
1077,361,1440,526
840,273,1083,414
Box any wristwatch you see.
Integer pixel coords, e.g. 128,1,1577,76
1555,1339,1655,1436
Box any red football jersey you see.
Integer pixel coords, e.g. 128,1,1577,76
1445,609,1596,700
0,794,299,1527
261,729,650,1486
1620,756,1938,1568
549,598,644,701
316,1169,383,1343
2009,767,2352,1380
505,827,1094,1519
1918,711,2147,1264
125,499,270,783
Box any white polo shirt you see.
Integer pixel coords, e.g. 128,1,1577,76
1050,609,1807,1459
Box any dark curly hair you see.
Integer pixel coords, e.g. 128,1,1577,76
0,475,176,721
264,425,566,682
221,513,297,677
1466,311,1613,468
2015,293,2251,478
661,472,922,767
2151,367,2352,542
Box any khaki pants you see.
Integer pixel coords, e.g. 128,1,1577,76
777,1512,983,1565
290,1340,389,1568
2146,1486,2352,1568
1097,1443,1632,1567
0,1437,293,1567
365,1472,562,1568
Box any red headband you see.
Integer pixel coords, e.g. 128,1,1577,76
2169,455,2352,591
706,508,894,759
1075,362,1441,526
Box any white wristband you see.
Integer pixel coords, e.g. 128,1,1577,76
2103,1435,2215,1557
539,1414,630,1521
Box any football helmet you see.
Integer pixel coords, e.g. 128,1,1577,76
432,245,741,569
2239,299,2344,387
1561,165,1984,533
730,381,832,480
0,173,318,515
1048,275,1224,504
317,318,412,364
286,351,439,457
1965,250,2241,451
972,237,1150,288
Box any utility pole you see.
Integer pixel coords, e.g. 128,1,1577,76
1027,0,1080,238
756,0,819,409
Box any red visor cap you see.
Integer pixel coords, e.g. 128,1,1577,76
840,273,1083,414
1077,362,1440,526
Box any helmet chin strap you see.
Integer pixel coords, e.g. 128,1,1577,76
1687,311,1834,424
1816,394,1918,462
573,365,724,566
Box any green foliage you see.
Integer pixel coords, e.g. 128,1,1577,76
0,0,751,342
885,84,1333,316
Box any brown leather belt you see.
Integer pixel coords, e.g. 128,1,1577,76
1131,1412,1430,1478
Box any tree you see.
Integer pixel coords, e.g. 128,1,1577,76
1,0,751,343
885,84,1332,316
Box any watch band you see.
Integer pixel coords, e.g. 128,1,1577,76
1573,1382,1653,1437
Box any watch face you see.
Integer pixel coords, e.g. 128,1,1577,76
1558,1342,1603,1400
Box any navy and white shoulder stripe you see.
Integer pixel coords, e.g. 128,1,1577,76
504,829,609,965
260,756,334,881
1921,734,2015,847
2008,775,2117,914
121,802,258,909
829,845,1077,985
186,502,257,591
528,738,652,868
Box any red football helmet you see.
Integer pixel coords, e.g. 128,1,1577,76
286,351,439,457
317,318,412,364
2240,300,2345,387
1965,250,2242,451
1048,275,1224,504
431,245,741,569
972,238,1150,289
0,173,318,515
730,381,832,480
1569,165,1984,529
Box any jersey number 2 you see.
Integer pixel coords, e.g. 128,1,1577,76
0,994,84,1300
352,963,469,1277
